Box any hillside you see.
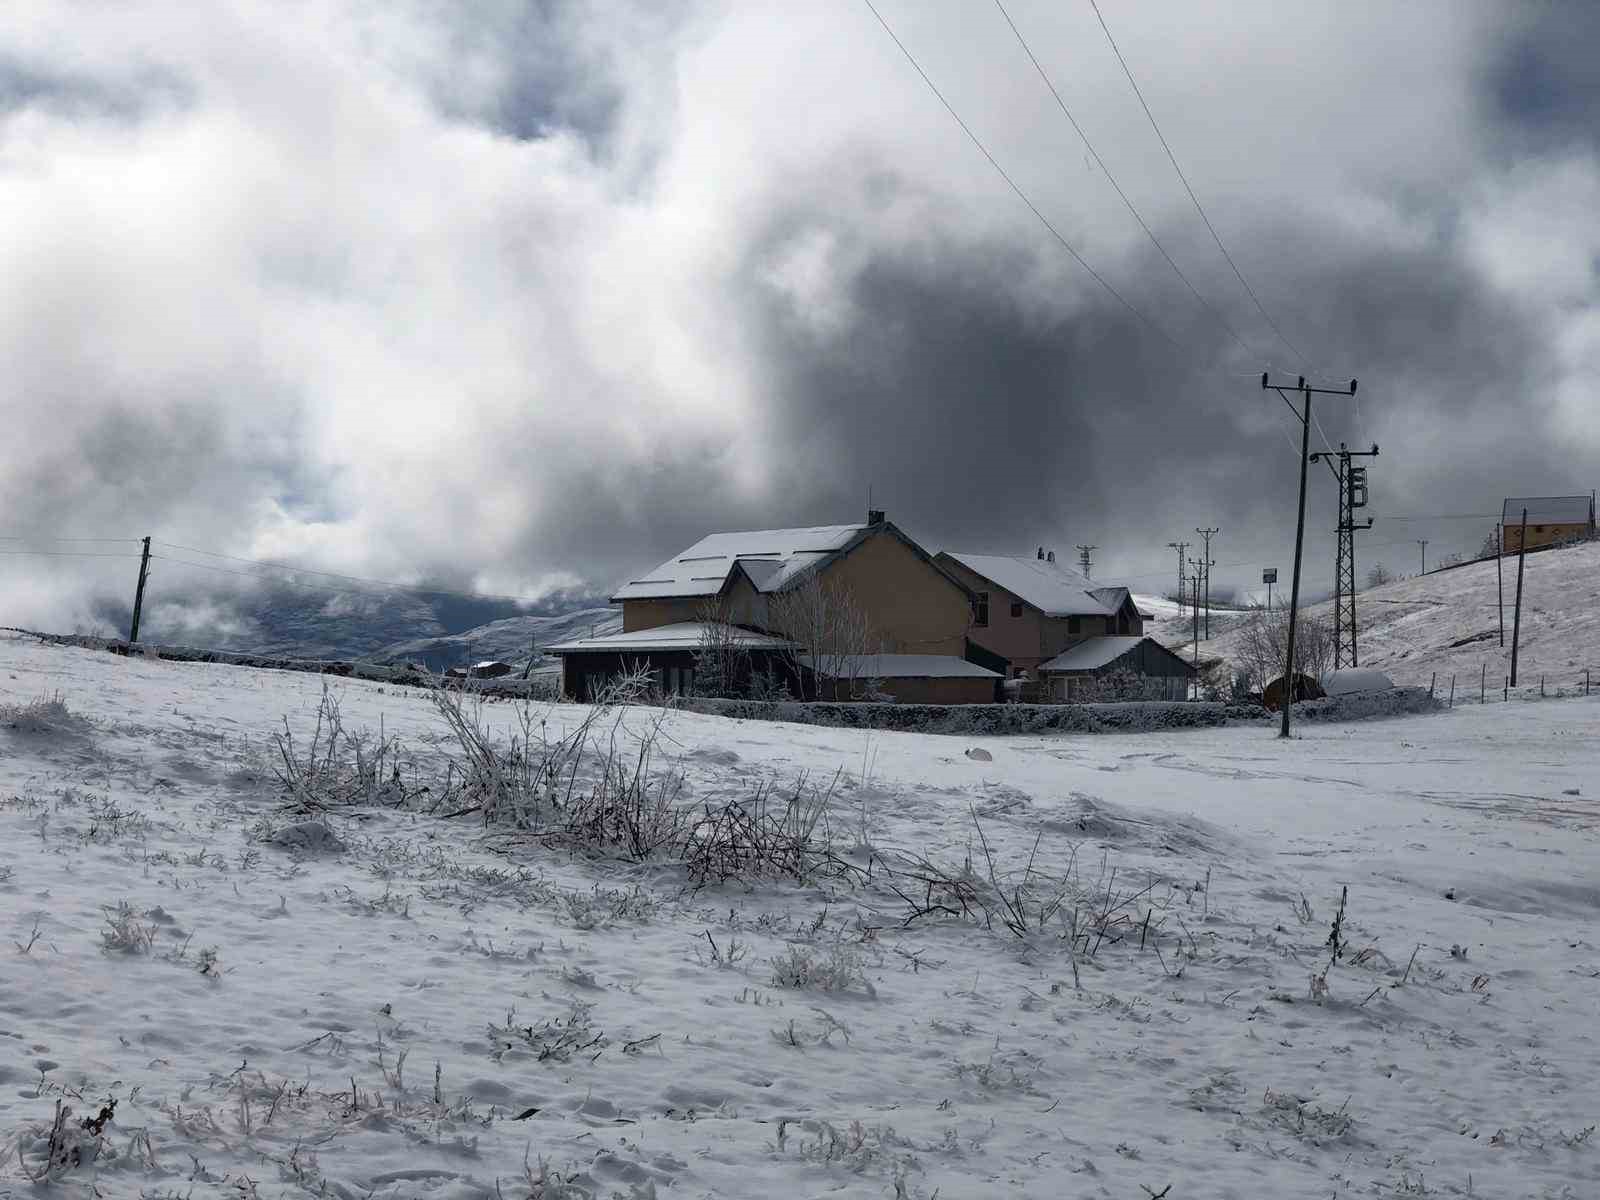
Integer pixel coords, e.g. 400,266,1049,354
3,633,1598,1197
375,605,622,672
1153,540,1600,691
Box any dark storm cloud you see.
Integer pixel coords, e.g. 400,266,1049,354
2,0,1597,633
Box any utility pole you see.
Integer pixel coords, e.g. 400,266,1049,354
1166,541,1189,601
1510,507,1528,687
1076,544,1096,580
1496,524,1504,647
1416,539,1428,575
1195,527,1218,639
1188,558,1203,666
1309,440,1379,668
128,536,152,645
1263,373,1360,738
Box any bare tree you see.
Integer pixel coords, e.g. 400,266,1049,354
769,573,875,700
1478,529,1500,560
691,597,751,699
1234,609,1335,694
1365,563,1393,589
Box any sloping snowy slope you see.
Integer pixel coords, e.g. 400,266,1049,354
1,634,1597,1197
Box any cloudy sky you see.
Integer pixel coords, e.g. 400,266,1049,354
2,0,1597,632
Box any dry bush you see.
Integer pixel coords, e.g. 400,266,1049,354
683,771,858,888
273,681,412,810
0,693,87,737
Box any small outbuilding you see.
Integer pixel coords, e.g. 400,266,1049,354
1263,672,1325,711
1500,495,1596,552
445,659,515,680
1036,636,1197,701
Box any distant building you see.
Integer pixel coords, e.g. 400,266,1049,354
1500,495,1595,553
549,512,980,700
799,653,1002,705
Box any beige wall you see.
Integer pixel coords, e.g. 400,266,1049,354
1502,522,1589,553
820,531,971,656
621,574,769,633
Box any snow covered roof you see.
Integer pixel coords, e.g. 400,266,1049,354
1319,668,1394,696
941,553,1118,617
1501,496,1595,527
611,524,868,601
1037,636,1148,672
799,653,1001,680
546,622,798,655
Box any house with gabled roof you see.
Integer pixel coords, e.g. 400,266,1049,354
1500,495,1595,553
934,548,1146,678
551,511,990,701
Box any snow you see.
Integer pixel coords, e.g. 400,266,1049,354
940,553,1117,616
1132,592,1185,621
2,632,1599,1198
1155,540,1600,693
547,621,797,654
1037,635,1147,672
1321,668,1395,696
798,654,1000,680
610,525,866,601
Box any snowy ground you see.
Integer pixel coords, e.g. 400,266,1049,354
1,632,1597,1199
1152,541,1600,694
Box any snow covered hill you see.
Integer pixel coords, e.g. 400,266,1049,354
2,632,1597,1197
376,605,622,672
1154,540,1600,691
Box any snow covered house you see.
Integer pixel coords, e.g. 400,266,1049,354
546,622,802,702
1035,636,1196,701
549,512,983,700
934,549,1149,680
1500,495,1596,553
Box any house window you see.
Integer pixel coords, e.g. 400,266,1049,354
974,592,989,628
1068,616,1081,636
1010,600,1023,619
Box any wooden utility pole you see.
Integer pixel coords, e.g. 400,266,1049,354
1188,559,1201,666
128,536,152,645
1510,507,1528,687
1263,374,1360,737
1195,527,1218,639
1416,539,1428,575
1496,524,1504,647
1076,544,1097,580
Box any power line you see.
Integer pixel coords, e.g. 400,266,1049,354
0,549,142,558
859,0,1194,358
859,0,1312,467
1085,0,1310,369
0,536,142,543
992,0,1261,362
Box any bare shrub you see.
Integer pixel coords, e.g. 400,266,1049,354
691,597,752,699
770,943,874,995
273,682,412,810
770,573,876,700
0,693,86,737
1233,609,1335,694
684,771,858,888
100,902,157,954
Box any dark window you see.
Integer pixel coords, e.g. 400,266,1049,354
1068,616,1081,636
974,592,989,627
1010,600,1023,619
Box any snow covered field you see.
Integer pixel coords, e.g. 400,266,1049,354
1,632,1597,1198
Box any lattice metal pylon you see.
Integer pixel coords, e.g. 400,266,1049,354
1316,443,1377,669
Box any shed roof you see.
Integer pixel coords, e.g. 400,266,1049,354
1037,636,1145,672
546,622,798,655
1037,636,1197,677
941,553,1118,617
799,653,1001,680
1501,496,1595,527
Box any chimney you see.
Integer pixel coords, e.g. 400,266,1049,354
1037,547,1045,560
867,509,886,526
1047,550,1055,564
